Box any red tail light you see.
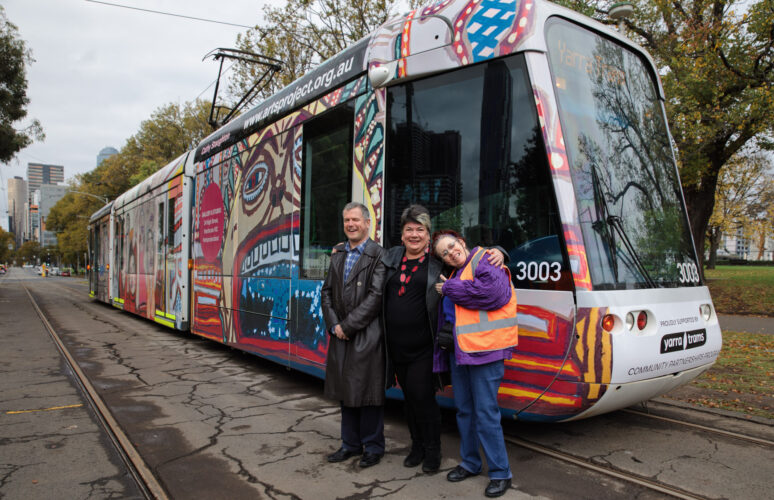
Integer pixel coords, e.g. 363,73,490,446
602,314,616,332
637,311,647,330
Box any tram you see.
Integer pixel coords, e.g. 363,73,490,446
88,0,721,422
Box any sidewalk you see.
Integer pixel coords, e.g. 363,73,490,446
717,314,774,335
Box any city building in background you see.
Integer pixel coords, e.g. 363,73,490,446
37,184,68,247
27,163,64,197
7,176,28,248
97,146,118,166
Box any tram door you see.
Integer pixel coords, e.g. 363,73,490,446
154,195,176,324
292,105,354,367
89,225,98,294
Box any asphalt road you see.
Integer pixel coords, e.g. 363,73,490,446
2,267,772,499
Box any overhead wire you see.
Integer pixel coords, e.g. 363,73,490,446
84,0,263,107
84,0,256,29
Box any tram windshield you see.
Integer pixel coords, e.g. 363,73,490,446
546,19,701,290
387,54,572,291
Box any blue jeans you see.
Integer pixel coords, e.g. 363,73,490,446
450,359,512,480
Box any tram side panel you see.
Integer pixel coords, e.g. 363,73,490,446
111,158,188,330
89,213,112,302
190,79,369,374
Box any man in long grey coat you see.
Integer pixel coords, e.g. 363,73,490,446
321,201,386,468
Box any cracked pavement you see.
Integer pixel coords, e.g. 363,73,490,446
2,268,772,499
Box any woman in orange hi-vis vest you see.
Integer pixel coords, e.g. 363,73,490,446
432,232,518,499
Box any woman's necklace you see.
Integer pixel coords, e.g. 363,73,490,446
399,252,426,296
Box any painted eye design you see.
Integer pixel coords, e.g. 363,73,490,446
243,162,268,202
293,136,303,179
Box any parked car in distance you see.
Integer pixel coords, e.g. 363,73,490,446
60,268,72,277
50,267,60,276
36,266,42,275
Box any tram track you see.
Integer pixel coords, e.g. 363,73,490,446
30,277,772,499
621,407,774,447
22,283,168,500
503,433,707,500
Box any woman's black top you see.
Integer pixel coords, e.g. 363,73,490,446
385,256,433,363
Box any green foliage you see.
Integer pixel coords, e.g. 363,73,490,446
0,226,14,262
669,331,774,419
47,99,212,259
553,0,774,269
705,265,774,316
706,152,772,267
230,0,416,103
15,240,40,264
0,6,43,163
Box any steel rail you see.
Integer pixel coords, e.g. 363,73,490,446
504,435,706,500
23,284,168,500
621,408,774,447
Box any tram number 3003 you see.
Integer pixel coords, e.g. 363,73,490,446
677,262,701,284
514,261,562,282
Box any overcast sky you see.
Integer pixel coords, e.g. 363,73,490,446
1,0,266,230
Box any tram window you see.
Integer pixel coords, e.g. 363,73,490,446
157,202,164,252
386,55,571,290
300,104,355,279
168,195,176,252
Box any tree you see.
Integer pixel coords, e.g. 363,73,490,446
0,6,43,163
706,152,770,267
554,0,774,270
0,227,14,263
746,175,774,260
47,99,213,255
16,240,40,265
229,0,421,104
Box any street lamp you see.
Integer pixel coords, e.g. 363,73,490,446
68,190,109,204
609,2,634,33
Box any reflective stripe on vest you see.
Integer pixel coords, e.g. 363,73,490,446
453,248,519,353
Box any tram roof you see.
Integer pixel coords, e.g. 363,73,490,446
89,200,114,223
193,0,661,163
113,152,188,210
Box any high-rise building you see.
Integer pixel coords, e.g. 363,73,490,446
7,177,28,248
27,163,64,197
97,146,118,166
38,184,68,247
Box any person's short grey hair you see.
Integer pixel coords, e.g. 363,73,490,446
400,204,431,233
343,201,370,221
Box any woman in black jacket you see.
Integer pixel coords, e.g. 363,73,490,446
382,205,503,473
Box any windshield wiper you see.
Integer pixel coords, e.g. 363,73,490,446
590,165,657,288
606,215,656,288
590,166,619,282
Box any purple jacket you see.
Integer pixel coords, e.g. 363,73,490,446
434,247,514,368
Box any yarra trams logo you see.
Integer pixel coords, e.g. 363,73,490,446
660,329,707,354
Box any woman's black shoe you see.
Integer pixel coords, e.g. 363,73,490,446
484,478,512,497
403,445,424,467
446,465,479,482
422,450,441,474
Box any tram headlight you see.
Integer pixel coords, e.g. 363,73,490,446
700,303,712,321
626,312,634,330
637,311,648,330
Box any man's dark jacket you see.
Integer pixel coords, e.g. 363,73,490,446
321,238,386,407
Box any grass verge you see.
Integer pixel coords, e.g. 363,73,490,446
665,331,774,420
704,265,774,316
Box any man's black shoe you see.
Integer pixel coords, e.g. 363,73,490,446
485,478,512,497
358,452,383,468
327,447,362,463
446,465,480,482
